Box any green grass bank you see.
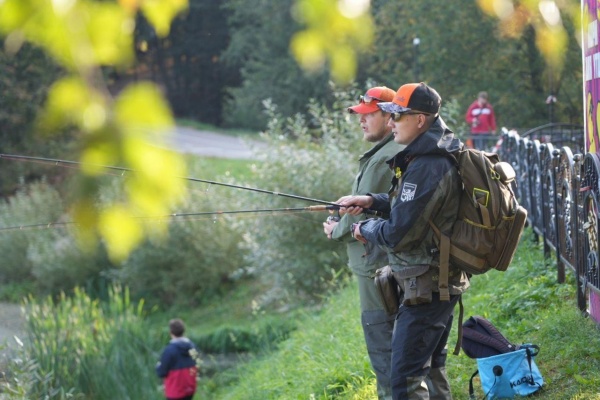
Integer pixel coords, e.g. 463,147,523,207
202,232,600,399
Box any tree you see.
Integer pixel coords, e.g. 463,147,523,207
369,0,581,131
129,0,239,125
220,0,332,130
0,0,189,262
0,44,70,196
218,0,581,132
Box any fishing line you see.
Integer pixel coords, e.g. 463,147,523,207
0,154,384,217
0,206,334,232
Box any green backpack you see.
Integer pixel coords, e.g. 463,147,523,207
429,148,528,302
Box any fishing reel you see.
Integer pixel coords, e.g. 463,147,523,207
326,213,340,223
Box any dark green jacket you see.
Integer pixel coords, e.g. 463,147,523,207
331,134,403,277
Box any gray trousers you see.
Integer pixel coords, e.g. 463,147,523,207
390,293,458,400
357,274,395,400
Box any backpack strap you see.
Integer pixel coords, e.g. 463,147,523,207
438,232,450,301
476,196,492,227
427,220,464,355
468,369,479,400
453,295,464,355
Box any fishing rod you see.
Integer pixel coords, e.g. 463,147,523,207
0,205,339,232
0,153,386,217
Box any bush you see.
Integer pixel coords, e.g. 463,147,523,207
21,285,164,400
114,215,246,307
229,84,366,306
0,159,251,307
190,315,296,354
0,182,64,288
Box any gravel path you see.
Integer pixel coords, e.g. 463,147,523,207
168,127,266,159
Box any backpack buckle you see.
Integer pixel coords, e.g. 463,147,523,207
473,188,489,207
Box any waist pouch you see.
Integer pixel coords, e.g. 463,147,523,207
392,265,432,306
373,266,401,315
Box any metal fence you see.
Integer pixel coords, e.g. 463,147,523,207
497,123,600,313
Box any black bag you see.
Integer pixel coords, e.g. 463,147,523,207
462,316,543,399
461,315,520,358
373,265,401,315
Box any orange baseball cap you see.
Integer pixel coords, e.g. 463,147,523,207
347,86,396,114
378,82,441,115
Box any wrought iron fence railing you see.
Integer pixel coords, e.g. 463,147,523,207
497,123,600,313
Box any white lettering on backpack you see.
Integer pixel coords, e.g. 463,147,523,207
400,183,417,202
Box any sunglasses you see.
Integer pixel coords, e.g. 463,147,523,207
390,112,430,121
359,93,383,104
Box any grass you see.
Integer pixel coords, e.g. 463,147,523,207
198,230,600,399
149,278,298,354
177,119,259,138
184,154,258,181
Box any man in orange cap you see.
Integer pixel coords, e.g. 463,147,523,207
323,86,403,399
338,82,470,399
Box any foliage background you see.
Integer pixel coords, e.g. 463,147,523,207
219,0,582,131
0,1,594,398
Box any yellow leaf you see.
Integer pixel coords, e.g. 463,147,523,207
80,141,119,176
38,77,91,130
476,0,497,16
330,46,356,84
338,0,370,19
115,82,174,131
290,30,325,71
72,197,99,253
99,205,143,262
118,0,141,14
123,139,186,213
535,24,567,68
291,0,373,82
498,5,531,38
86,3,134,66
477,0,514,19
140,0,188,37
0,0,33,32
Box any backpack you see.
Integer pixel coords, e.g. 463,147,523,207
461,315,520,358
429,148,528,302
461,316,544,399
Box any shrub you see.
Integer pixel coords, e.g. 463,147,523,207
22,285,163,399
115,215,246,307
190,315,296,354
232,84,367,306
0,181,64,287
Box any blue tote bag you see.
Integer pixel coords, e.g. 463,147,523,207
469,344,543,399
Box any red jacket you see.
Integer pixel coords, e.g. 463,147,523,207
156,337,198,399
465,100,497,134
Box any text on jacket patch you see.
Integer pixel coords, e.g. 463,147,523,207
401,183,417,202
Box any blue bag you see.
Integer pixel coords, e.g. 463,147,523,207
469,344,543,399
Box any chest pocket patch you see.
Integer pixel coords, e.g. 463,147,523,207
400,182,417,202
